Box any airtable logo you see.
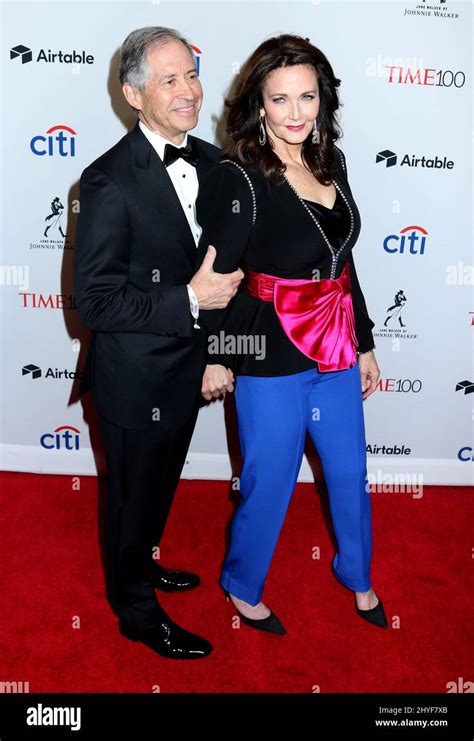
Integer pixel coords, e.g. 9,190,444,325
30,125,76,157
376,149,454,169
22,364,82,380
10,43,94,65
10,45,32,64
455,380,473,395
22,364,41,379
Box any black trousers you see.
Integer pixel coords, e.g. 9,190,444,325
98,406,199,629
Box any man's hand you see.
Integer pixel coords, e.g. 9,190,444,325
201,364,235,400
190,245,243,310
358,351,380,400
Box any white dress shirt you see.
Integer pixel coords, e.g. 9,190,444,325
138,120,201,325
138,120,202,246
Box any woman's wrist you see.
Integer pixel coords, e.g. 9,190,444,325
356,345,375,357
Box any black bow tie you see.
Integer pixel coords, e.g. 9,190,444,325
163,139,199,168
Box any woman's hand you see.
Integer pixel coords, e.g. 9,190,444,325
201,364,235,400
358,351,380,400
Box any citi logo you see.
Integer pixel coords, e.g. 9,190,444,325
40,426,80,451
376,149,454,169
30,125,76,157
10,44,94,65
458,447,473,462
26,703,81,731
384,226,428,255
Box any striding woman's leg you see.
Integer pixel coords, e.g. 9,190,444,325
305,363,373,594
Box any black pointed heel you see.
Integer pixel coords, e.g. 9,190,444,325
224,591,287,635
355,596,388,629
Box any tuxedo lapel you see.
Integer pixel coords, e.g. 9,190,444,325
128,122,197,263
192,135,220,184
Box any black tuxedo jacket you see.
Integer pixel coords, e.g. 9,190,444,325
73,121,220,431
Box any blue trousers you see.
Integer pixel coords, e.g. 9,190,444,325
221,364,372,605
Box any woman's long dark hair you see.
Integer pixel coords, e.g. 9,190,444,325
224,34,343,185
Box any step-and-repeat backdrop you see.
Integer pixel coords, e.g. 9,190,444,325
1,1,472,487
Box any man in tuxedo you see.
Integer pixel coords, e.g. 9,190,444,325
73,27,240,659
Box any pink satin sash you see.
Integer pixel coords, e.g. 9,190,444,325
245,260,358,372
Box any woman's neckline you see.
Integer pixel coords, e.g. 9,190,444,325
302,189,340,211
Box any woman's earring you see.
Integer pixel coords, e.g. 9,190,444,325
259,115,267,146
312,119,320,144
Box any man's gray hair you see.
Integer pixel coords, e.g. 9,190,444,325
119,26,195,91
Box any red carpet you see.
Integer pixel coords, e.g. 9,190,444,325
0,472,472,693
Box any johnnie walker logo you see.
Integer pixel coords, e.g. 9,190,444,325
29,196,73,251
373,289,418,341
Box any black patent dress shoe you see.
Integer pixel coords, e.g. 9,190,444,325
119,617,213,659
355,596,389,629
224,591,287,635
148,563,201,592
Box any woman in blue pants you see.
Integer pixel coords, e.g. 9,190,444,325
196,35,388,633
224,363,372,610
